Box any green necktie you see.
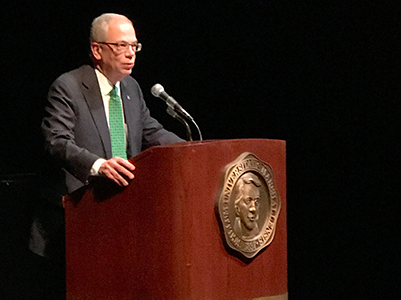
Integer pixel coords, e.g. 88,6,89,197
109,86,127,159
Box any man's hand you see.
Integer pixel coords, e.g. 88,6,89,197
98,157,136,186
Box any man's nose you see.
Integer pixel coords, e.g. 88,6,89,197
249,202,256,212
126,47,136,57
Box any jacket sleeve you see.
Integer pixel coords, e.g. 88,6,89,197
42,74,100,184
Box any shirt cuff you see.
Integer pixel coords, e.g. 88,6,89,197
90,158,107,176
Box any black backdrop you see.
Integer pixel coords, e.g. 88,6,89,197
1,0,399,298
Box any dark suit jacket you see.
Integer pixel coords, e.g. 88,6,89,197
42,64,183,195
30,65,183,259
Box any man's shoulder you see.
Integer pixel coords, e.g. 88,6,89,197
69,64,94,75
53,65,95,88
58,65,94,80
122,74,139,86
121,75,142,95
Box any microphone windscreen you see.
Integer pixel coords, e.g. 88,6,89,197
151,84,164,97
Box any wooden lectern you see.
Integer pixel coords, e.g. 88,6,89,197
64,139,287,299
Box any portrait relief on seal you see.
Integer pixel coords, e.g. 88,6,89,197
216,152,281,258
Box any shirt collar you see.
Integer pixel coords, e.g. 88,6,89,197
95,68,120,96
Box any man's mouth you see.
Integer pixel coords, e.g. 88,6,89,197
248,215,256,222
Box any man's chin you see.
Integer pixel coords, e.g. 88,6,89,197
122,69,133,76
115,69,132,81
245,223,257,231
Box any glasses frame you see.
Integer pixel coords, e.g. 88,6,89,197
97,41,142,53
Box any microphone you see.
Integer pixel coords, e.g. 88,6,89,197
151,83,203,141
151,84,193,120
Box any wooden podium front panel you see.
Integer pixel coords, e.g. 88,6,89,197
65,139,287,299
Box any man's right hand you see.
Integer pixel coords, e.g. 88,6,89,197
98,157,136,187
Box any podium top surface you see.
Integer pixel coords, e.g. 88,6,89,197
132,138,286,163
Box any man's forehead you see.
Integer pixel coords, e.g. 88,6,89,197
107,20,134,31
106,21,136,39
242,184,260,195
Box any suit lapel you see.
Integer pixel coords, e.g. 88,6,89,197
80,66,113,158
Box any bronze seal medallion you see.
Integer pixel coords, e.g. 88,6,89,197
216,152,281,258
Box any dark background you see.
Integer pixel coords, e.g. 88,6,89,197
1,0,399,298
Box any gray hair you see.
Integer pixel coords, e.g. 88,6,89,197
90,13,132,44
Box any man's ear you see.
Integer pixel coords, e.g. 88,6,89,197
235,204,240,216
91,42,102,61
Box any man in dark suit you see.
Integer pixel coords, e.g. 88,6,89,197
42,13,183,195
29,13,184,297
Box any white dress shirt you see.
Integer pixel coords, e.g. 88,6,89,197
90,69,128,175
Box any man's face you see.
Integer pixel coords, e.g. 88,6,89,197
237,184,260,231
93,19,137,84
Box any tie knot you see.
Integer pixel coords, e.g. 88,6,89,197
110,86,119,99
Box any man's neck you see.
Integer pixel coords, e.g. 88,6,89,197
95,65,122,86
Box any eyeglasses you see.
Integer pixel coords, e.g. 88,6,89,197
97,41,142,53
